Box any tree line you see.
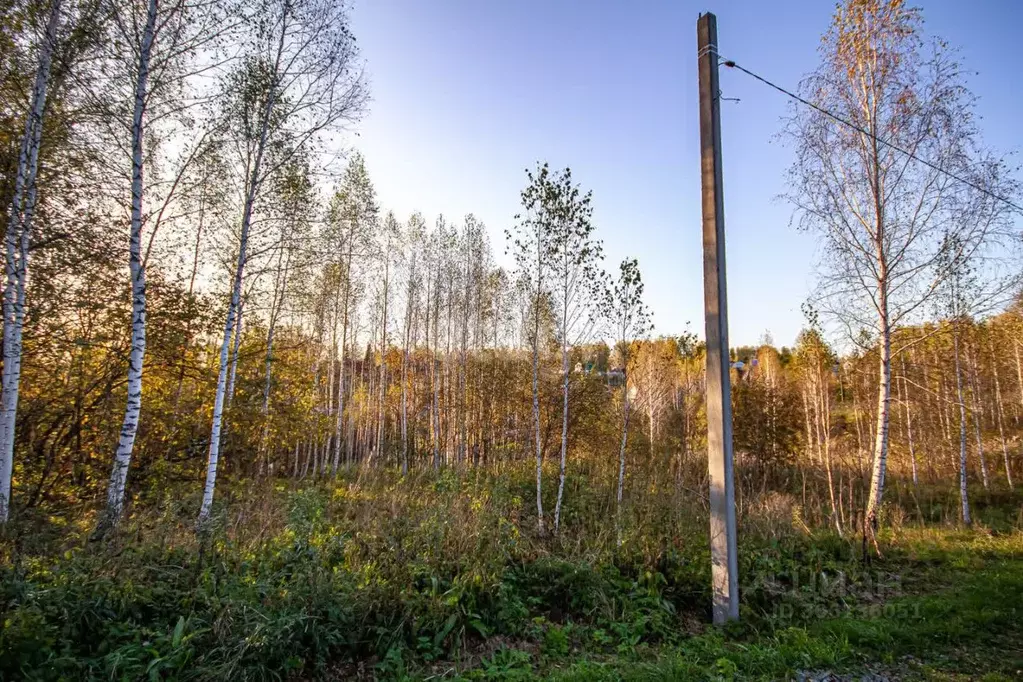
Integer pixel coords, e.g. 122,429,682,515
1,0,1020,546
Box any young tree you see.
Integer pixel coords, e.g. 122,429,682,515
601,258,651,543
936,181,1021,522
258,158,312,475
988,329,1014,490
427,218,449,469
784,0,1018,537
457,214,487,465
937,233,974,525
198,0,367,529
547,167,602,534
326,153,377,472
398,212,425,474
794,318,841,533
374,211,400,460
0,0,63,523
507,163,558,534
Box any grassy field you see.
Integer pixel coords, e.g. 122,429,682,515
1,467,1021,681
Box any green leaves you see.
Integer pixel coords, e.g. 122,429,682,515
171,616,185,649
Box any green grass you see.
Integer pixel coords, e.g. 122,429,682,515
1,472,1021,681
542,538,1023,680
434,531,1023,681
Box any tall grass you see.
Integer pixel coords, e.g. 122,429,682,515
1,461,1020,680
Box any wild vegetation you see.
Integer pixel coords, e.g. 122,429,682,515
1,0,1022,679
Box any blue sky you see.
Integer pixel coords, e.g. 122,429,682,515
347,0,1022,348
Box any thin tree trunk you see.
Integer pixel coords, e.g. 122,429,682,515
444,267,454,465
301,440,312,479
0,0,62,523
531,280,544,534
377,270,389,460
258,245,290,477
432,278,442,469
802,388,815,463
400,299,411,475
953,328,971,526
332,261,351,473
818,368,840,534
966,343,989,490
931,347,951,443
324,294,336,472
990,335,1013,489
553,335,569,534
363,346,373,463
458,235,470,466
259,316,277,477
899,354,917,486
615,373,630,544
1014,342,1023,425
96,0,156,535
198,13,286,529
852,379,865,474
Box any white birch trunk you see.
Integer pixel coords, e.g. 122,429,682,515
0,0,62,522
864,304,891,531
198,20,284,528
377,265,389,459
615,373,630,545
332,244,353,473
258,319,276,475
899,355,918,486
432,282,441,469
400,331,409,474
990,335,1013,489
967,345,989,490
553,335,569,534
531,280,544,534
99,0,157,534
458,239,470,465
818,370,840,534
802,388,815,462
258,246,290,476
953,329,971,525
1015,342,1023,424
400,256,415,475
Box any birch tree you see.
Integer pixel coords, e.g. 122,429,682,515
784,0,1018,537
794,323,841,533
547,167,602,534
374,211,399,460
398,212,425,474
95,0,160,535
197,0,366,529
326,153,376,472
508,163,558,534
936,233,975,525
601,258,651,543
0,0,63,523
988,329,1014,489
258,157,311,475
95,0,236,535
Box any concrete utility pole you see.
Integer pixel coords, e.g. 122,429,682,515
697,11,739,624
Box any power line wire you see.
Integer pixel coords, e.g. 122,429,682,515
719,57,1023,215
